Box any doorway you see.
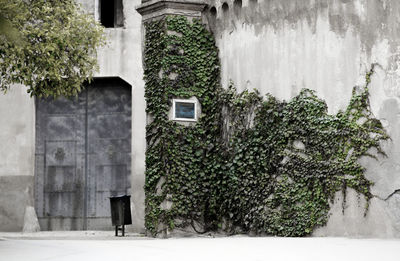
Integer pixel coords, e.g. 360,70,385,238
34,77,131,230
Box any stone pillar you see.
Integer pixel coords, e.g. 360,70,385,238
136,0,206,237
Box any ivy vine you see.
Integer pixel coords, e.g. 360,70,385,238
143,16,389,237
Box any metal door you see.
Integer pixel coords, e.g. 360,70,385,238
35,78,131,230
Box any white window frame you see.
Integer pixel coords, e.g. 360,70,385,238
172,99,197,122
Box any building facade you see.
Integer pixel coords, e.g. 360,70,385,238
1,0,400,237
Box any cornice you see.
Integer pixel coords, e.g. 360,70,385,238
136,0,207,21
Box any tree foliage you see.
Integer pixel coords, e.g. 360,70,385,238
0,0,106,97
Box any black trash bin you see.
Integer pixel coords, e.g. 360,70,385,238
109,195,132,236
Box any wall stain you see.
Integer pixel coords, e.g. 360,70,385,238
204,0,400,55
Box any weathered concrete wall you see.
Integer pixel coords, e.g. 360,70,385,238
0,85,36,231
203,0,400,237
80,0,146,233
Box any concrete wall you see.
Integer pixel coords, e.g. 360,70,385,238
0,85,35,231
203,0,400,237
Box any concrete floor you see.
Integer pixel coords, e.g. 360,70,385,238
0,232,399,261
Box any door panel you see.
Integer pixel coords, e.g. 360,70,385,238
36,97,85,230
44,190,81,217
45,166,76,192
35,78,131,230
94,164,127,216
86,81,131,229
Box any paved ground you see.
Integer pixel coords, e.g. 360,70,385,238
0,231,399,261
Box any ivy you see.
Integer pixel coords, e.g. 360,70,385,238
143,16,389,237
144,16,222,235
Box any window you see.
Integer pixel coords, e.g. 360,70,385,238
173,99,197,122
100,0,124,28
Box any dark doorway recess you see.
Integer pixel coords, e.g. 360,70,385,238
100,0,124,28
35,77,132,231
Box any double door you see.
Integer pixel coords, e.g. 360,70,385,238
35,78,131,230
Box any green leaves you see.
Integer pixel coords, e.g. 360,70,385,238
143,16,223,235
0,0,106,98
143,15,388,237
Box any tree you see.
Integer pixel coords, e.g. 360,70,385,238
0,0,106,98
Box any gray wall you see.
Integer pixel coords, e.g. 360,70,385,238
0,86,35,231
204,0,400,237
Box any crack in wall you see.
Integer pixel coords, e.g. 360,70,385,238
384,189,400,201
372,189,400,201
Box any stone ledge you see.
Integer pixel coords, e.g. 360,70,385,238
136,0,206,21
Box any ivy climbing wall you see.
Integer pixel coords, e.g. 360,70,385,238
144,16,222,235
203,0,400,237
143,15,389,237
